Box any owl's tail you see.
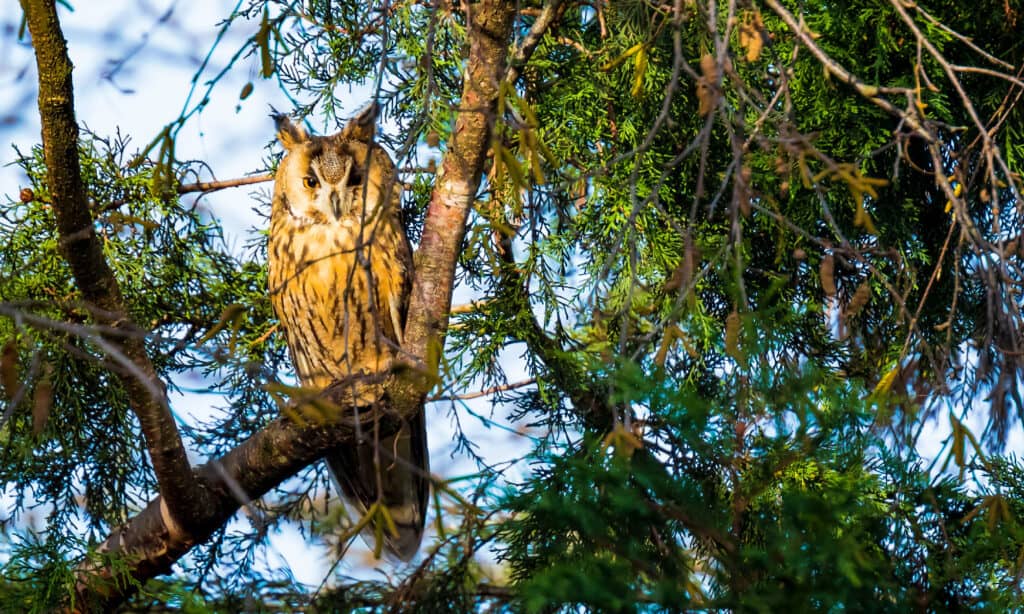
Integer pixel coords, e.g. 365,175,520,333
325,405,429,561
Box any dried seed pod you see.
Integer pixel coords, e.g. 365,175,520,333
845,281,871,318
697,54,719,116
0,340,18,401
820,254,836,298
725,310,742,359
33,366,53,436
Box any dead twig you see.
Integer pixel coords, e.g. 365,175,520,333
177,173,274,194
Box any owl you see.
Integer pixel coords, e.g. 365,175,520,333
267,105,427,560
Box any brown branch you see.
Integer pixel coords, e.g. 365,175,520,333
506,0,565,84
950,64,1024,91
176,173,273,194
73,0,516,608
449,300,491,315
763,0,918,129
75,378,407,611
20,0,207,529
402,0,515,368
911,3,1015,71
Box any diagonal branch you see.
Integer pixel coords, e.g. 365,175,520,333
75,377,404,611
20,0,208,528
73,0,515,608
176,173,273,194
763,0,924,136
505,0,565,84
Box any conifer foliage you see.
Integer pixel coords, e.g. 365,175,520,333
3,0,1024,610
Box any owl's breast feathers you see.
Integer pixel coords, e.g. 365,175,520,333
268,207,411,400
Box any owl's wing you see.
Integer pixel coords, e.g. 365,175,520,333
327,233,424,560
325,405,429,560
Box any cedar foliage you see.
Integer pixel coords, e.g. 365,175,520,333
2,0,1024,611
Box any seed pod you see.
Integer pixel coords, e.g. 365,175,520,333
239,82,254,100
846,281,871,318
697,54,719,116
820,254,836,298
33,366,53,436
725,310,742,360
0,340,17,401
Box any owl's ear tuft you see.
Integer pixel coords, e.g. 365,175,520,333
340,102,380,142
273,112,309,150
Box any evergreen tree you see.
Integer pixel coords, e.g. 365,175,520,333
3,0,1024,610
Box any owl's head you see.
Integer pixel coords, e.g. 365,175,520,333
272,105,398,226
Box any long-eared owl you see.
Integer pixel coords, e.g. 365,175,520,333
267,105,427,560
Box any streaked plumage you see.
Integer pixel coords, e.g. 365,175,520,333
267,106,427,560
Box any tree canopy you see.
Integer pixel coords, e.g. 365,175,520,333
3,0,1024,611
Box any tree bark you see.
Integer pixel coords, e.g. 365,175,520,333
20,0,209,532
403,1,515,362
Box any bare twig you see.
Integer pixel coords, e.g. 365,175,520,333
764,0,919,130
177,173,273,194
911,3,1015,70
429,378,536,402
950,65,1024,90
449,301,490,315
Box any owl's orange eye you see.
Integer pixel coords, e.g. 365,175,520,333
302,176,319,189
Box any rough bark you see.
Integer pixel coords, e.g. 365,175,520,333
403,0,515,361
75,379,405,611
20,0,209,530
63,0,516,608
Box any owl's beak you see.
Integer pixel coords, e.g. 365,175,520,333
330,190,344,219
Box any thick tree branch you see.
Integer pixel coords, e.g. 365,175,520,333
20,0,207,528
73,0,515,608
403,0,514,364
75,379,405,611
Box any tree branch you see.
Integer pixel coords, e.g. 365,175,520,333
75,379,406,611
72,0,515,607
403,0,515,366
428,378,537,402
763,0,922,133
20,0,207,529
176,173,273,194
505,0,565,84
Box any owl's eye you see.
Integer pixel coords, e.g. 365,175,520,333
302,175,319,189
347,166,363,187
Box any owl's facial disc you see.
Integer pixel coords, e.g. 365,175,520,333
308,152,374,222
